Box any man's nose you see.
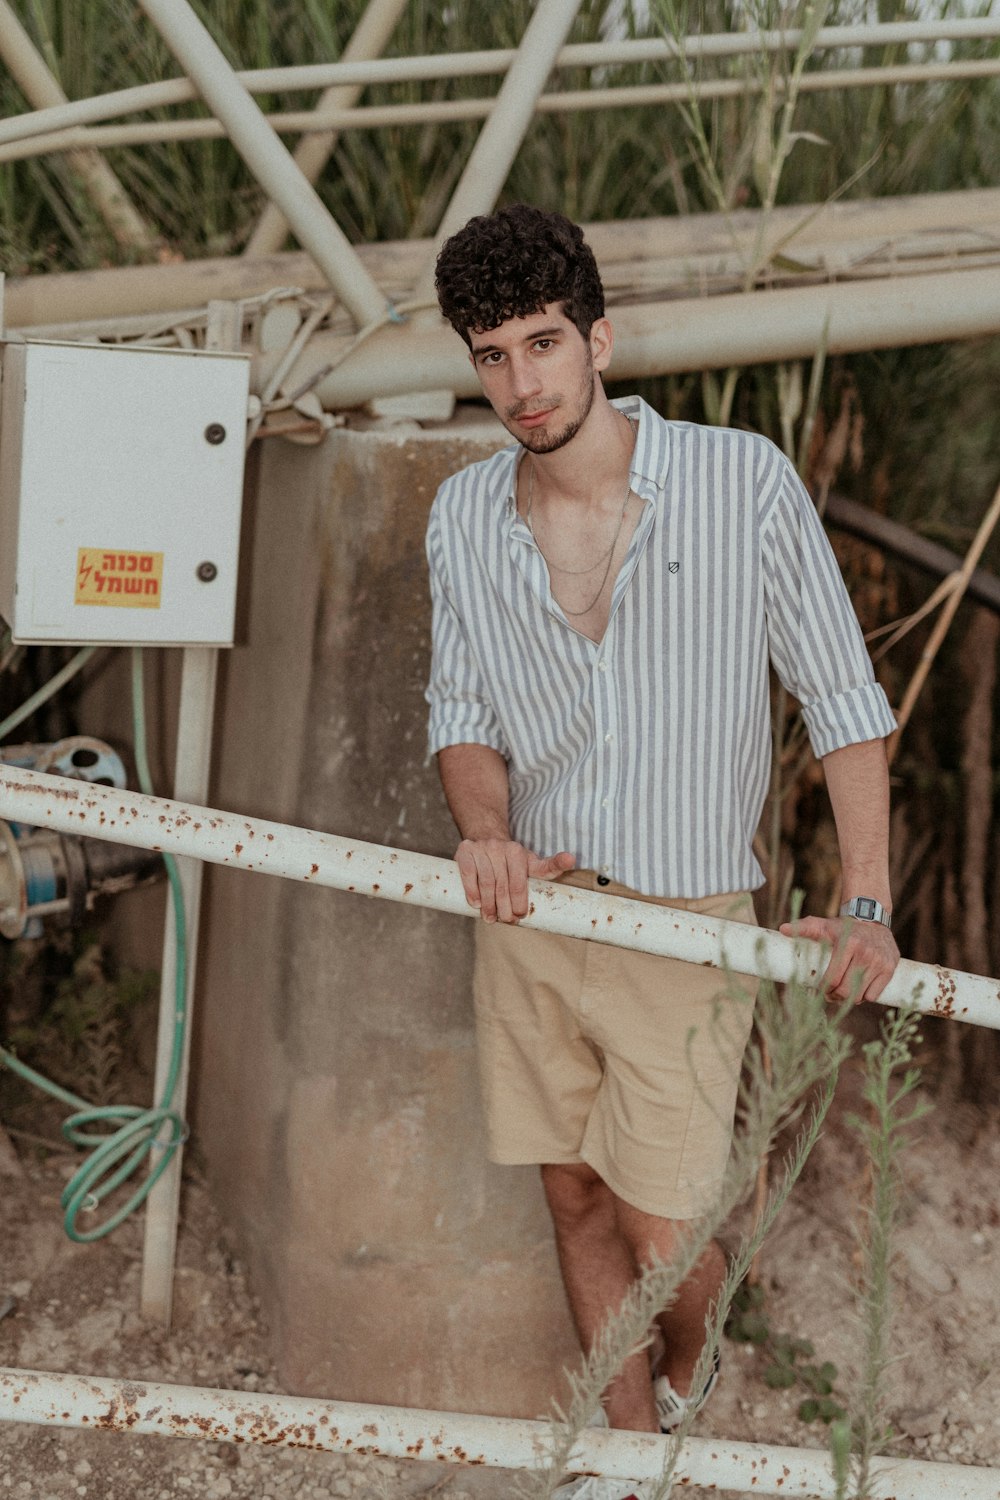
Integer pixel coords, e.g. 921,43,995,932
510,356,542,401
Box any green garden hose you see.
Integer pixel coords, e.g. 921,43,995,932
0,647,189,1241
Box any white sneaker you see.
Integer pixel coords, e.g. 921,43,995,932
654,1347,721,1433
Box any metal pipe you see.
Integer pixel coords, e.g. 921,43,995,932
824,493,1000,618
8,189,1000,332
0,0,154,251
3,1366,999,1498
0,764,994,1028
243,0,410,259
1,15,999,152
413,0,584,305
138,650,218,1325
288,264,1000,409
134,0,388,331
5,56,1000,164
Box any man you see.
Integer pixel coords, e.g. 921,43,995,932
425,204,898,1499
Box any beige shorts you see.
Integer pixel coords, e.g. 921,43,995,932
472,871,759,1220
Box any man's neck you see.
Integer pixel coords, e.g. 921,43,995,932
528,393,632,508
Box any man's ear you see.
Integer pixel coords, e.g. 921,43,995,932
589,317,614,373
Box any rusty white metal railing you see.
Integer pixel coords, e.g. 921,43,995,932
3,1367,1000,1497
0,763,996,1027
2,764,999,1489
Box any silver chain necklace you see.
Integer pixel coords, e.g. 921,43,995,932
524,421,635,617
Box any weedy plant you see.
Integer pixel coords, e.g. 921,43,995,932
835,1006,931,1500
521,986,930,1500
727,1282,847,1426
522,954,854,1499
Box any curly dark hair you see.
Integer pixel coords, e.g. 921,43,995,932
434,203,604,346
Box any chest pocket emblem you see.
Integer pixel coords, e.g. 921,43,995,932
668,561,680,574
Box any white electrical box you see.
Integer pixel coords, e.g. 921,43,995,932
0,338,250,646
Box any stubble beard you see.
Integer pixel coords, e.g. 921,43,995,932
505,356,597,455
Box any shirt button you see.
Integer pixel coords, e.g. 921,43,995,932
601,797,609,809
597,874,611,886
604,733,613,744
597,660,608,672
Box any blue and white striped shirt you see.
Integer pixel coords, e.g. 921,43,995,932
426,395,895,898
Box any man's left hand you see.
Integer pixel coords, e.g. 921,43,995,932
778,915,900,1003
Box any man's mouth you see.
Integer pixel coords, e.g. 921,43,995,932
514,407,555,428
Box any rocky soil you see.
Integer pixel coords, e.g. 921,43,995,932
3,1042,1000,1498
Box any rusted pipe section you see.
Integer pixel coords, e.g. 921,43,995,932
0,764,995,1028
2,1367,999,1497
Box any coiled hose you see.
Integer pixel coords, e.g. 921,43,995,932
0,647,188,1241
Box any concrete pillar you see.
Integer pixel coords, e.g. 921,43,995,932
194,414,579,1415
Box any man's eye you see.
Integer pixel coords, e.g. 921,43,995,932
535,340,552,351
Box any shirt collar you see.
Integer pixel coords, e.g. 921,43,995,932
500,394,669,519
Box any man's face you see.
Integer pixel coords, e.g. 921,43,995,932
468,303,611,454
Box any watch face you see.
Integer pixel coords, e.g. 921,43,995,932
857,899,877,920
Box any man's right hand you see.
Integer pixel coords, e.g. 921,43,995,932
455,839,576,924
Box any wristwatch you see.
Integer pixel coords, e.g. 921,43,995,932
839,896,892,930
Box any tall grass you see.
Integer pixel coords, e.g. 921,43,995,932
3,0,998,268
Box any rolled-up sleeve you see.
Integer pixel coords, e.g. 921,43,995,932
425,502,509,758
760,459,896,759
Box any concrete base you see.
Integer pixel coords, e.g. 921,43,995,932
185,413,579,1415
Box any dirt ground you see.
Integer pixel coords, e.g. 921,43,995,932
3,1041,1000,1499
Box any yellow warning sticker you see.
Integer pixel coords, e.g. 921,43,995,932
75,549,163,608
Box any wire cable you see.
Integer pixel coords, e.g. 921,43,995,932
0,646,99,742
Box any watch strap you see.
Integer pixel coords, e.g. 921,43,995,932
839,896,892,930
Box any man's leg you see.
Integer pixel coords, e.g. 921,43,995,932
614,1194,725,1399
542,1162,723,1432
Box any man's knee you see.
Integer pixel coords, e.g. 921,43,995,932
541,1161,610,1230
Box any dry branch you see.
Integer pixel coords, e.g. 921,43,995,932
888,477,1000,763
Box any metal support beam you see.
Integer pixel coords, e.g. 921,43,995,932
413,0,584,306
0,764,995,1028
824,493,1000,617
8,189,1000,333
3,1366,1000,1498
138,648,217,1325
1,17,999,155
286,264,1000,410
243,0,410,259
138,301,240,1326
0,0,155,251
7,56,999,163
134,0,388,330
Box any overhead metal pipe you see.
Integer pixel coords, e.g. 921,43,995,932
0,0,155,251
6,57,1000,164
243,0,410,259
3,1366,1000,1498
133,0,389,331
268,263,1000,410
0,764,995,1028
0,15,999,154
8,190,1000,333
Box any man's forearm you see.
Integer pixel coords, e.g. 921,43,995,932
437,743,512,842
821,738,893,909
